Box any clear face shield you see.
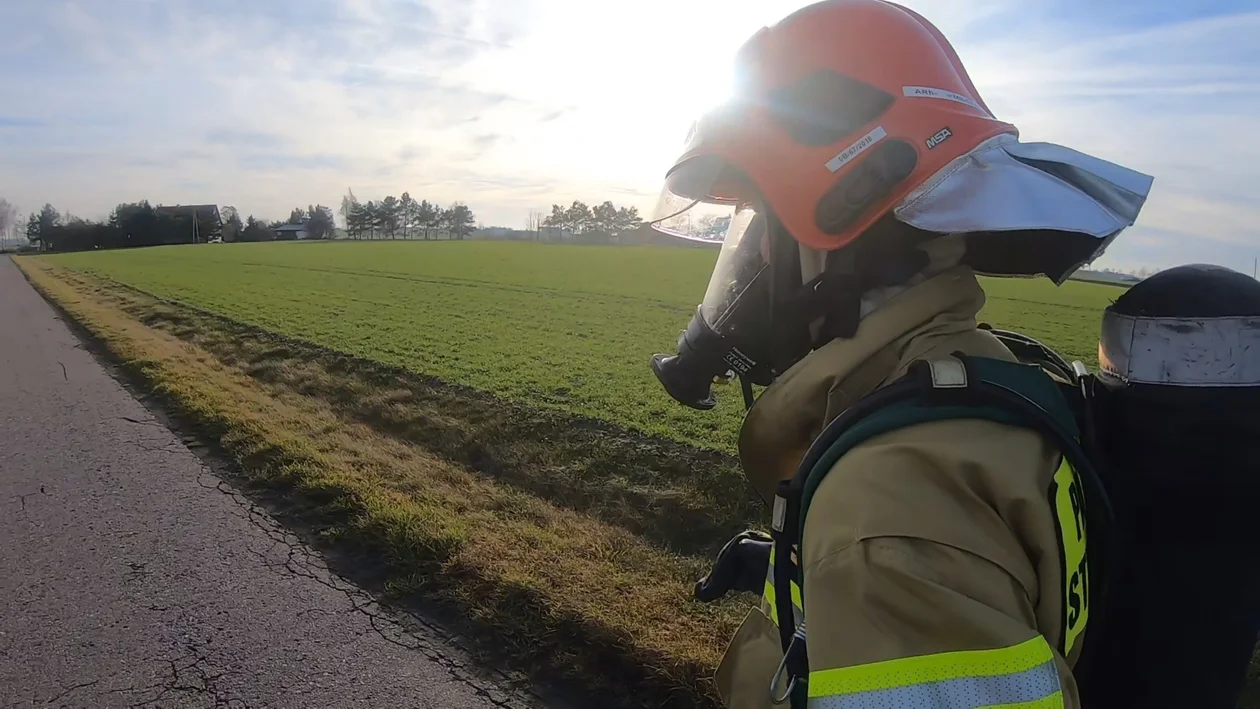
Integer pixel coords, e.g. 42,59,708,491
649,157,809,410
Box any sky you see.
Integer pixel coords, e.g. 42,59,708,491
0,0,1256,273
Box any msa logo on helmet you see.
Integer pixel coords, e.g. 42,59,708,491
926,127,953,150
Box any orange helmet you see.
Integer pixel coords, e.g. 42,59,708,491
652,0,1017,252
649,0,1018,410
649,0,1154,413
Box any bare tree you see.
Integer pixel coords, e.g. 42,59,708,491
339,188,359,230
525,209,543,232
0,198,18,241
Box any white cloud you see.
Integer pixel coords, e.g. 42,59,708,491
0,0,1255,272
956,10,1259,271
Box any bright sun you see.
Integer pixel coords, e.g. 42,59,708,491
448,0,797,203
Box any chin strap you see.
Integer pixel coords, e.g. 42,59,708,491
804,273,864,342
795,233,933,348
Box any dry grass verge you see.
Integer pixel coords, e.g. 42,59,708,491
17,258,750,708
59,267,765,558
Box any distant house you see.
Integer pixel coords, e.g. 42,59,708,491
273,223,311,240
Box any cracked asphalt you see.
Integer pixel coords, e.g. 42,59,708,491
0,258,558,709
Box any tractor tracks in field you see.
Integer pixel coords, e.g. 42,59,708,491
185,258,698,314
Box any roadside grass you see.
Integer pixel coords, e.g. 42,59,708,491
16,258,747,708
43,240,1119,454
41,264,764,557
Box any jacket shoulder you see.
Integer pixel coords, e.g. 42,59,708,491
801,416,1059,599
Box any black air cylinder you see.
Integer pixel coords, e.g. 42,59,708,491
1075,264,1260,708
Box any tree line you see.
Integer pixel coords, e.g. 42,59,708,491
540,200,644,237
20,200,346,251
23,201,222,252
6,192,650,253
219,205,338,243
339,190,476,240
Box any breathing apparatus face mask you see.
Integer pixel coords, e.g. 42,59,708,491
652,225,940,412
648,158,882,410
648,151,940,411
648,157,820,409
651,208,797,410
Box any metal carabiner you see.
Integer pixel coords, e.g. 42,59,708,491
770,652,796,705
769,622,807,705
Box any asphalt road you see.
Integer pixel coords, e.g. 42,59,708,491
0,256,553,709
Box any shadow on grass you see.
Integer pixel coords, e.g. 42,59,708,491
112,289,767,558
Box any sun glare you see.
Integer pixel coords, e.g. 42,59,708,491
445,0,799,208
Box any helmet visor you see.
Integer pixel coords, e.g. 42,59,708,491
698,206,768,335
648,155,769,337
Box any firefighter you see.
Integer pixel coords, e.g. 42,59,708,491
647,1,1153,707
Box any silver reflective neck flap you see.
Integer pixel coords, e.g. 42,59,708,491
894,134,1154,283
1099,311,1260,387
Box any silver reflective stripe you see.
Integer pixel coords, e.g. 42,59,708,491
1099,311,1260,387
894,134,1153,284
808,659,1060,709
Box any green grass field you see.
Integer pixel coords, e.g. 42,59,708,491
37,242,1260,708
46,240,1121,452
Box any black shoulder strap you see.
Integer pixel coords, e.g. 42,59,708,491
768,354,1113,706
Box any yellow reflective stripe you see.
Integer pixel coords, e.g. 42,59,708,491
763,580,777,624
762,580,804,626
763,546,803,627
1052,457,1089,653
807,665,1061,708
1051,456,1089,656
807,635,1055,697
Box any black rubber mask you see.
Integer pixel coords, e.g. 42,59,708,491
652,210,812,410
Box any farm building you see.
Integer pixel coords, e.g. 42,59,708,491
273,223,311,240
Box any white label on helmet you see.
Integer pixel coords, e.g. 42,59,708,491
903,86,986,114
825,125,886,173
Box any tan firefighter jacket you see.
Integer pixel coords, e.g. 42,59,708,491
715,265,1088,709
